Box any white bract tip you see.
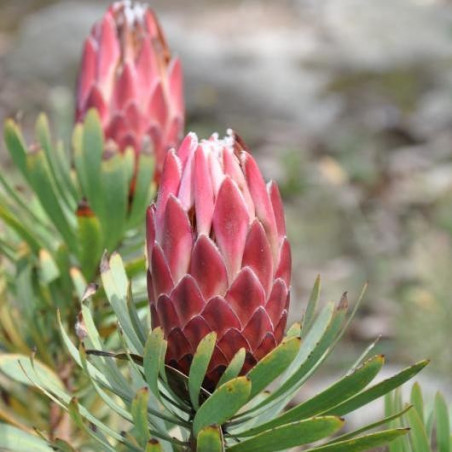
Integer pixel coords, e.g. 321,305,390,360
114,0,147,25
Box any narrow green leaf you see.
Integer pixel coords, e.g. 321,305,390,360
26,149,76,250
101,253,143,354
38,249,60,283
0,353,64,389
302,275,321,337
193,377,251,435
333,404,412,443
435,392,451,452
406,405,432,452
100,152,130,250
217,348,246,388
72,123,86,195
326,360,429,417
66,398,117,452
80,109,104,215
70,267,87,300
0,171,48,231
0,205,42,253
189,332,217,410
55,140,79,201
57,311,111,388
35,114,76,210
266,302,338,404
79,345,133,423
196,426,224,452
76,208,103,280
143,328,167,401
235,301,347,422
240,355,384,436
132,387,151,446
4,119,28,180
229,417,344,452
247,336,300,399
127,283,148,344
0,423,53,452
304,428,409,452
410,382,424,422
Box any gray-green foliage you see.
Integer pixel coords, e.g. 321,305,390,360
4,257,427,451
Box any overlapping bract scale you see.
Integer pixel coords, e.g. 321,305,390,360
76,0,184,180
146,131,291,389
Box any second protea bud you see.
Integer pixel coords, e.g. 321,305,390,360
146,131,291,390
76,0,184,180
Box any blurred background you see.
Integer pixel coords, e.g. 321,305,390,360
1,0,452,419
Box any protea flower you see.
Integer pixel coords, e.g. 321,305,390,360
75,0,184,180
146,131,291,390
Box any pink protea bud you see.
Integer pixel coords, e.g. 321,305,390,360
146,131,291,390
76,0,184,180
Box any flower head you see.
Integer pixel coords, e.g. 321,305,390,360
76,0,184,180
146,131,291,389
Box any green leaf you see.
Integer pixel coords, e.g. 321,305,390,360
128,153,155,228
69,267,87,300
196,426,224,452
66,398,117,452
0,204,42,253
235,301,348,424
99,151,130,250
229,417,344,452
76,207,103,280
3,120,28,180
78,109,104,215
326,360,429,417
26,148,76,250
333,404,412,444
38,249,60,283
131,387,151,446
406,405,432,452
217,348,246,388
302,275,321,337
240,355,384,436
0,353,64,389
410,382,424,422
35,114,76,209
101,253,144,354
435,392,451,452
127,285,148,345
189,332,217,410
247,336,300,399
193,377,251,435
143,328,167,401
0,423,53,452
304,428,409,452
261,302,338,407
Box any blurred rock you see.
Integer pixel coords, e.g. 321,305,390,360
4,1,108,84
